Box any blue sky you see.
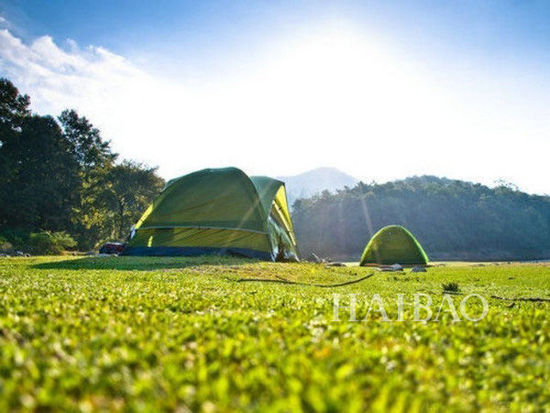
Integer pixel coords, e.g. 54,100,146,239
1,0,549,193
6,1,550,75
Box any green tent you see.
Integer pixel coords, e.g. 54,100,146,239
122,167,299,261
360,225,428,266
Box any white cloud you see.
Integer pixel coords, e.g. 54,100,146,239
0,27,549,194
0,28,172,159
0,29,146,107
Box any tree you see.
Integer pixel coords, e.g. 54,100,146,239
0,78,165,250
0,78,30,143
58,109,117,172
58,110,118,248
0,79,32,227
101,161,165,240
0,115,80,230
292,176,550,261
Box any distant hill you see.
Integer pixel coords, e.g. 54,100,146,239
278,167,358,206
292,175,550,261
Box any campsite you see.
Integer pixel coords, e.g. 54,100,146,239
2,1,550,412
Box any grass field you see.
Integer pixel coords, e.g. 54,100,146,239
0,257,549,412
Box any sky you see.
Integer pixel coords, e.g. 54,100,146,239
0,0,549,194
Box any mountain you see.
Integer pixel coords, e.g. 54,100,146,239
291,175,550,261
278,167,358,206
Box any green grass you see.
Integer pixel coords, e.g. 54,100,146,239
0,257,549,412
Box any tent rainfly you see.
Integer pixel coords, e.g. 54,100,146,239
122,167,299,261
360,225,428,266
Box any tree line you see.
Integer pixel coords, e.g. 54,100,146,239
0,78,164,253
292,176,550,261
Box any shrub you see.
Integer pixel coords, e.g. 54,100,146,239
29,231,77,255
0,236,14,254
442,282,460,293
0,228,28,250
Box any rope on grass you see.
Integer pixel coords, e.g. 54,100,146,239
236,272,375,288
491,295,550,303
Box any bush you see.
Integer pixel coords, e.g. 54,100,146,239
29,231,77,255
442,282,460,293
0,236,14,254
0,228,28,250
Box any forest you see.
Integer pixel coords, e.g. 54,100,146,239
0,78,164,253
292,176,550,261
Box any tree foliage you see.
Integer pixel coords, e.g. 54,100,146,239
0,78,165,251
100,161,165,240
0,115,80,231
292,176,550,261
0,78,30,139
58,109,116,172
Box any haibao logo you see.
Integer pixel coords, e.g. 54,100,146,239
332,293,489,322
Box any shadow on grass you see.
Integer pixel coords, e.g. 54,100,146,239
32,255,258,271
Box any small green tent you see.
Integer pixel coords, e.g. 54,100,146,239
122,167,299,261
360,225,428,266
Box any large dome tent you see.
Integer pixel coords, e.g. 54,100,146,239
122,167,298,261
360,225,428,266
